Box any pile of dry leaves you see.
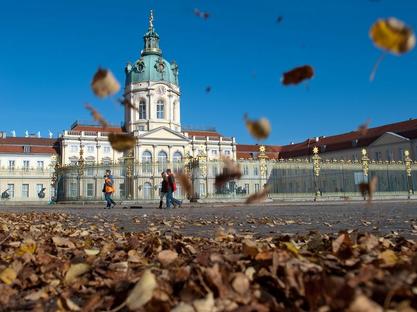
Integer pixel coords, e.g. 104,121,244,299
0,212,416,311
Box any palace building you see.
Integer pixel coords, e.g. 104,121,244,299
1,11,417,202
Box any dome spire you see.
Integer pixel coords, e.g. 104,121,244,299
148,9,154,31
142,9,162,56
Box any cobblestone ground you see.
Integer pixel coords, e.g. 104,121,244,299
1,200,417,238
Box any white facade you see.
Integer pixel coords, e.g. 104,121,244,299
0,152,56,202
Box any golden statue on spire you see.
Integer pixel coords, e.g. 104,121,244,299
149,9,154,30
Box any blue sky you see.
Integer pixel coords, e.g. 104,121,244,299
0,0,416,145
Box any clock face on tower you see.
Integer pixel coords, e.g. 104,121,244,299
156,86,166,95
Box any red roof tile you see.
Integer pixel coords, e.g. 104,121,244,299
184,130,222,137
0,137,59,155
71,125,124,133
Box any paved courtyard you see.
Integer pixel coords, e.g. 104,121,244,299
1,200,417,238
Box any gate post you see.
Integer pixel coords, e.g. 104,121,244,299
404,150,413,199
312,146,321,200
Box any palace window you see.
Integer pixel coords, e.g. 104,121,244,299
243,165,249,176
103,146,111,153
87,183,94,197
8,160,15,170
253,166,259,176
158,151,168,172
22,184,29,198
173,151,182,172
87,145,95,153
157,100,164,119
7,184,14,198
36,184,43,195
37,161,44,170
139,100,146,119
142,151,152,174
23,160,30,171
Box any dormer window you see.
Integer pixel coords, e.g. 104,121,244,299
23,145,31,153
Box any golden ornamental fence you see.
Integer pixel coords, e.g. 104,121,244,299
54,148,417,202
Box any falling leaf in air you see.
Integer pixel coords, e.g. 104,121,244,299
276,16,284,24
246,185,270,204
176,172,193,198
91,68,121,98
358,176,378,202
215,158,242,188
357,119,371,136
244,113,271,140
205,86,212,93
282,65,314,86
64,263,91,285
369,18,415,81
118,97,139,112
107,133,136,152
125,270,157,310
194,8,210,20
370,18,415,55
85,104,109,128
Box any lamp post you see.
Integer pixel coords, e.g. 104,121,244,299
361,148,369,178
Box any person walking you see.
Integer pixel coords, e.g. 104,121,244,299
166,169,182,208
159,172,169,209
103,169,116,209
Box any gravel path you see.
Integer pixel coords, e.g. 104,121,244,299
1,200,417,238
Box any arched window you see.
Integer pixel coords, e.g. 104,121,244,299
158,151,168,172
142,151,152,174
139,100,146,119
173,151,182,172
143,182,152,200
173,151,182,162
157,100,164,119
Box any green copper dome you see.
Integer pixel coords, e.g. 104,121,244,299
125,10,179,86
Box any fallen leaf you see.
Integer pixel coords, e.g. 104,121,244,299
64,263,91,285
91,68,120,98
242,239,259,258
52,236,76,249
232,273,250,295
107,133,136,152
244,114,271,140
347,294,383,312
125,270,157,310
16,239,36,256
378,249,398,267
0,268,17,285
193,292,214,312
84,249,100,256
171,302,195,312
282,65,314,85
157,250,178,267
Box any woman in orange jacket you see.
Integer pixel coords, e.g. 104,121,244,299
103,169,116,209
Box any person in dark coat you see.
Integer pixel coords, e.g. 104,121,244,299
159,172,168,209
166,169,182,208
